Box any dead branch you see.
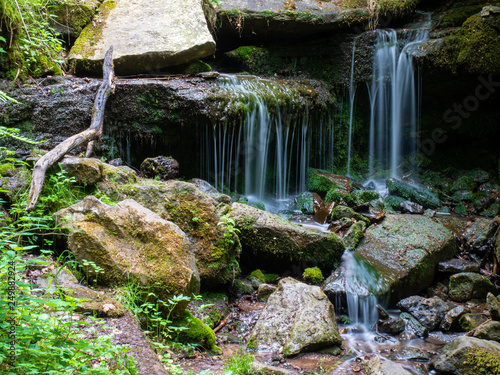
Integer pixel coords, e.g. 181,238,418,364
26,47,115,212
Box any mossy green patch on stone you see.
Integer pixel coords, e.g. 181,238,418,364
302,267,324,284
173,310,222,354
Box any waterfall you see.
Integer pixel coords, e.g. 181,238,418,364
346,41,357,177
341,251,386,327
200,75,310,209
367,27,429,180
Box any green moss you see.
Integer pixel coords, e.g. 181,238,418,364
306,168,336,193
331,205,370,225
264,273,279,283
225,46,271,74
464,347,500,375
344,221,366,251
325,188,353,206
302,267,324,284
351,189,381,205
439,5,484,27
174,310,222,354
0,162,15,176
250,269,266,283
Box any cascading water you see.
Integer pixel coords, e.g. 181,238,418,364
200,75,310,210
347,13,431,182
367,28,429,180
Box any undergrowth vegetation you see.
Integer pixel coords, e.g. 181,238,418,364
0,0,66,79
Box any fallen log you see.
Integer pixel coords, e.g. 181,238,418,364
26,46,115,212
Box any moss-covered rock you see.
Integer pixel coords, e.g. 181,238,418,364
433,336,500,375
188,292,231,329
459,313,490,332
230,202,345,273
343,220,366,251
296,191,315,214
113,181,241,288
330,205,371,225
307,169,352,194
53,196,200,319
351,189,381,206
449,272,495,302
51,0,101,39
420,10,500,75
386,178,441,208
353,214,457,301
173,310,222,354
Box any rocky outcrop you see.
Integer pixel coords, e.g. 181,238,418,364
247,278,341,356
51,0,100,40
212,0,419,43
53,196,200,318
230,202,345,273
69,0,216,75
325,214,457,303
111,180,241,288
432,336,500,375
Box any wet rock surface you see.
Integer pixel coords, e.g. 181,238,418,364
397,296,450,331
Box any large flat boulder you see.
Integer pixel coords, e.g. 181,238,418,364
69,0,216,75
247,278,341,356
325,214,457,303
53,196,200,318
230,202,345,273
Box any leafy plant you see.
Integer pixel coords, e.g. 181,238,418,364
224,345,255,374
217,213,240,247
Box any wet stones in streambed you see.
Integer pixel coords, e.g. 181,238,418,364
438,258,481,273
400,313,429,339
432,336,500,375
448,272,496,302
362,355,413,375
487,292,500,321
440,305,471,331
247,278,341,356
397,296,450,331
140,156,179,180
386,178,441,209
472,320,500,341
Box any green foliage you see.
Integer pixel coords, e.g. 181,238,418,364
217,213,241,247
306,168,335,193
325,188,353,206
223,345,260,375
1,0,65,78
0,212,137,374
302,266,324,284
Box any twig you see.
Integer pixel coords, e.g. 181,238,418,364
213,312,232,333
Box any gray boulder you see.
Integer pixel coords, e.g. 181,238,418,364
449,272,495,302
397,296,450,331
230,202,345,272
53,196,200,319
60,157,137,185
247,278,341,356
348,214,456,300
433,336,500,375
473,321,500,342
69,0,216,75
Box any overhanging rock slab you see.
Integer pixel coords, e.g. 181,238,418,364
69,0,216,75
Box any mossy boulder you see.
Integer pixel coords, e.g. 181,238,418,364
473,320,500,342
330,205,370,226
230,202,345,273
420,10,500,75
353,214,457,301
296,191,315,214
51,0,101,39
173,310,222,354
0,163,30,203
386,178,441,208
248,278,341,356
114,180,241,288
351,189,382,206
343,220,366,251
53,196,200,319
449,272,495,302
433,336,500,375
